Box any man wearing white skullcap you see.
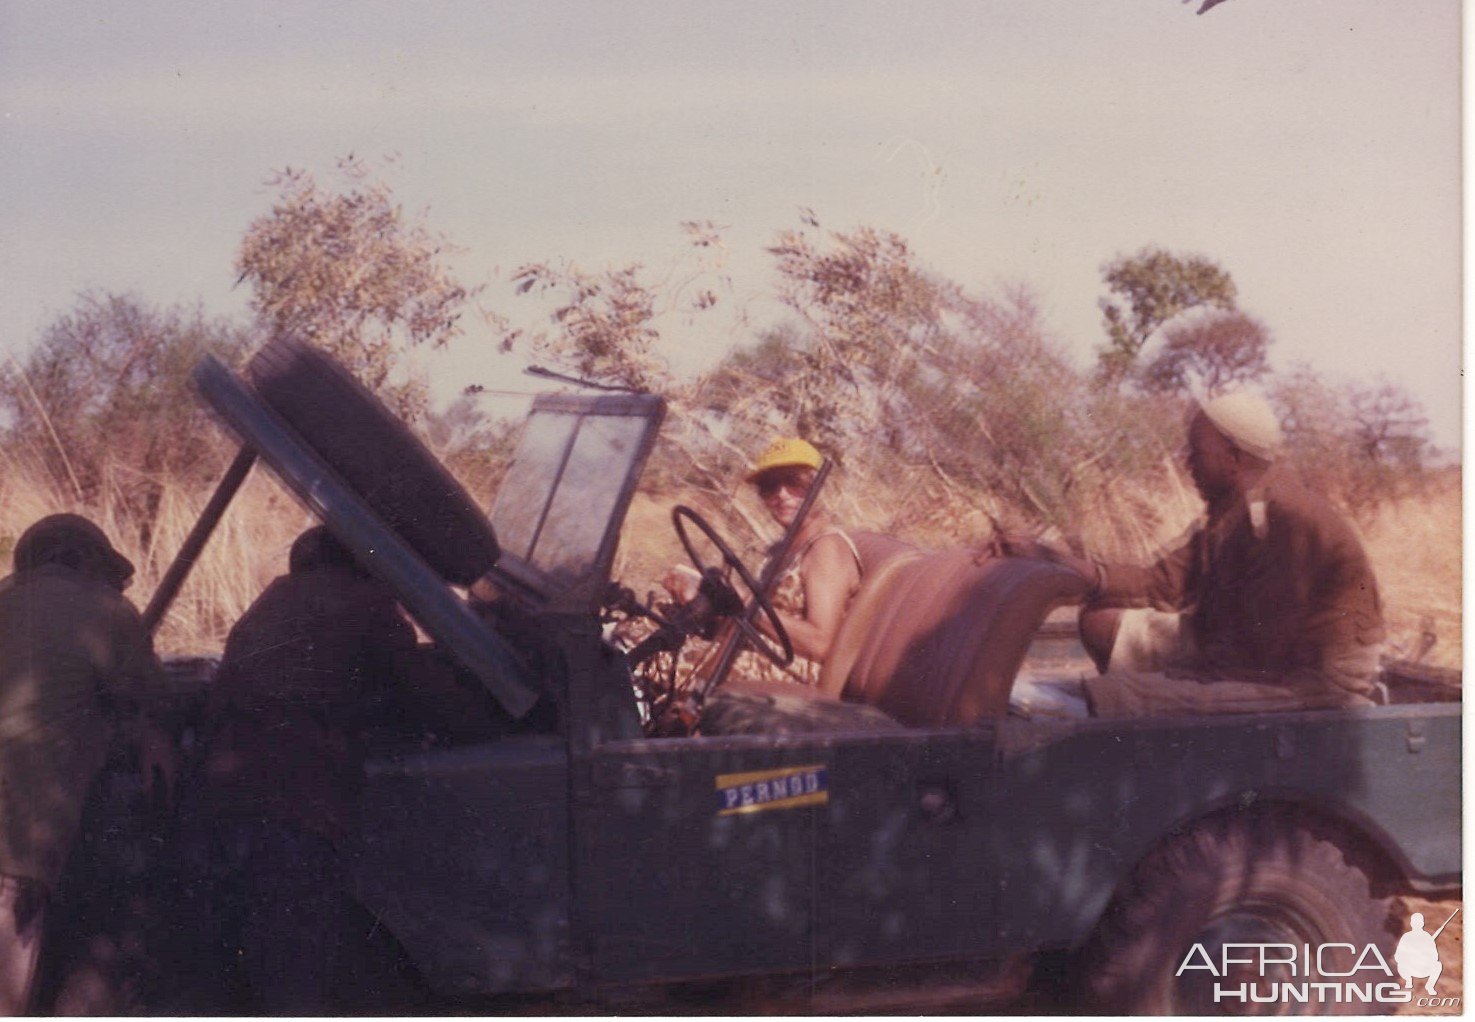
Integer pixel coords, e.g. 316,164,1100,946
1197,391,1283,461
994,390,1385,717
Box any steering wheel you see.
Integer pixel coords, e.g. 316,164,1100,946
672,506,794,667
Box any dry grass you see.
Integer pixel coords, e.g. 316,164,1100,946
140,473,311,654
1362,473,1464,670
0,456,305,655
0,453,1460,674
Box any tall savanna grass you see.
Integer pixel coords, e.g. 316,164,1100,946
0,450,303,655
0,448,1459,673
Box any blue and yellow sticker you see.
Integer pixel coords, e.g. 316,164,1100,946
715,764,828,816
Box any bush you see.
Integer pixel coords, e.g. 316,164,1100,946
0,293,253,546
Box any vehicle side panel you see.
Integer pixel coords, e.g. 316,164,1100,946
813,730,1011,965
988,704,1462,951
576,737,827,983
351,736,573,996
578,727,1025,982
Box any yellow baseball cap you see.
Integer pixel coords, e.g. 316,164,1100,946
745,437,823,482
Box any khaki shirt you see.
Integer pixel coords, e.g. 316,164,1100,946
1096,464,1385,694
0,566,164,890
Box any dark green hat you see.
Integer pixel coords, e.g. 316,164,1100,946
14,514,135,586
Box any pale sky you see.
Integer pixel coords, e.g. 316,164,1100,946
0,1,1462,446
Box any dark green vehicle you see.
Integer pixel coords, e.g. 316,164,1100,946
139,340,1459,1014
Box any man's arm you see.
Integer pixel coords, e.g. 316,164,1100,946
104,599,170,702
985,523,1200,612
1093,529,1198,611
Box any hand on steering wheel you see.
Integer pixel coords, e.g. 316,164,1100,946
672,506,794,667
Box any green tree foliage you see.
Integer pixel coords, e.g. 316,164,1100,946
1142,310,1272,394
1097,247,1237,384
0,292,253,534
235,155,476,419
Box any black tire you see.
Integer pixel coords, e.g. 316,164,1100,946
1083,810,1396,1015
247,337,499,585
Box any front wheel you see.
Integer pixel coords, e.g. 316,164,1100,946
1082,810,1396,1015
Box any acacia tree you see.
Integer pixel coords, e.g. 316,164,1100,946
1142,310,1272,394
491,216,1187,546
487,222,767,526
1267,366,1432,514
699,222,1137,540
486,217,1430,553
235,155,476,418
1096,247,1237,384
1350,380,1432,473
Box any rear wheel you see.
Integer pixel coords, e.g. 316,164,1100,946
1083,810,1396,1015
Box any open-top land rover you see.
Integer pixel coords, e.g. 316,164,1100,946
118,338,1459,1014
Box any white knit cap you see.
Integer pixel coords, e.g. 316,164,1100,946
1198,391,1282,462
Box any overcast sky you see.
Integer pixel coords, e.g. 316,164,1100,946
0,1,1462,447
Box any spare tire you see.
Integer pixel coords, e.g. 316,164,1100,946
247,337,499,586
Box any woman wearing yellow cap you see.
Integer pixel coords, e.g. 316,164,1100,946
665,437,863,684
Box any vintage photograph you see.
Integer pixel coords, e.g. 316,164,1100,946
0,1,1462,1014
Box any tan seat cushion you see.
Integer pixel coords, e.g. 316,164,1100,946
820,552,1089,727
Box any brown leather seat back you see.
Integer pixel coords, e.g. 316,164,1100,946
845,530,917,575
819,552,1089,727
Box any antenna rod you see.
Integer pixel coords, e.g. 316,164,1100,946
525,365,641,393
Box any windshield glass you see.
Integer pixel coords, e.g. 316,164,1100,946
490,412,578,566
489,399,659,592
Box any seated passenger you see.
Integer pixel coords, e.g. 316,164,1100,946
665,437,863,686
991,392,1384,717
187,526,419,1013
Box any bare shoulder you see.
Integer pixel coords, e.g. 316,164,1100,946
804,531,862,576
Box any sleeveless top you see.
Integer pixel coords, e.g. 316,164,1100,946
751,527,864,686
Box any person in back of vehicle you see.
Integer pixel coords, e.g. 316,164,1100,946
185,525,420,1013
0,514,174,1014
990,391,1385,716
664,437,864,686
